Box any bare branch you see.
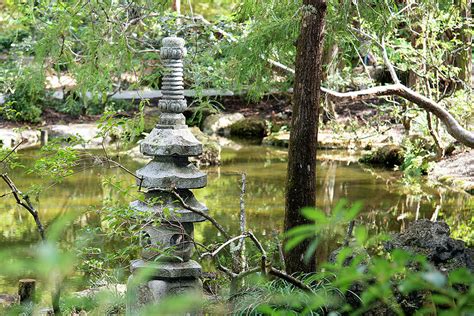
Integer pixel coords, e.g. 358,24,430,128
381,38,400,84
0,139,25,166
201,234,248,259
1,174,46,241
269,267,312,292
164,188,231,239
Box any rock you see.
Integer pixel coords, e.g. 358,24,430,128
384,220,474,273
263,131,290,148
201,113,244,135
0,128,41,150
229,118,268,139
74,284,126,298
0,294,18,307
359,145,404,168
46,124,112,149
430,150,474,194
189,127,221,166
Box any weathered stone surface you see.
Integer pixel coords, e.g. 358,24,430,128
126,135,220,167
0,128,40,150
140,127,202,157
127,275,202,315
0,294,18,307
385,220,474,272
262,130,290,148
201,113,244,135
229,118,268,138
74,284,126,298
130,259,202,278
130,189,207,222
141,223,195,262
46,124,112,149
430,149,474,194
136,158,207,189
128,36,206,314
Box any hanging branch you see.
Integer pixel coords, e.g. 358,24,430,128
1,174,46,241
0,139,25,166
255,30,474,148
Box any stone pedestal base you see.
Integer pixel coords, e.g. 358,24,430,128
126,260,202,315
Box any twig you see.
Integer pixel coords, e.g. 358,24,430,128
247,231,267,274
201,234,248,259
343,220,355,247
0,139,25,165
237,173,247,270
268,267,312,292
166,188,231,239
1,174,45,241
214,234,311,292
381,38,400,84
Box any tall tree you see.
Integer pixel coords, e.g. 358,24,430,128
454,0,472,87
284,0,327,275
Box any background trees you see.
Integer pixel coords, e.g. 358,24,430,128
0,0,472,275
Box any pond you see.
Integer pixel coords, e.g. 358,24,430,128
0,143,472,293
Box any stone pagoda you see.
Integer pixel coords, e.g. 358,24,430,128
127,37,207,315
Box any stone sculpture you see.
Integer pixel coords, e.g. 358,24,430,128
127,37,207,315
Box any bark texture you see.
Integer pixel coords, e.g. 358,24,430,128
284,0,327,275
454,0,472,86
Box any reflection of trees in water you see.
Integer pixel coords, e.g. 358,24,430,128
2,149,472,259
320,160,337,214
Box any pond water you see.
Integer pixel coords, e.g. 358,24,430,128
0,143,472,293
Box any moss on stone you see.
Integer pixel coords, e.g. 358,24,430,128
359,145,405,168
229,119,267,139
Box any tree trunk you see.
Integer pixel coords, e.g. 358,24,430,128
172,0,181,13
454,0,472,87
284,0,327,275
18,279,36,304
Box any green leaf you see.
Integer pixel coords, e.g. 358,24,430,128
284,224,316,238
430,294,453,306
300,207,328,223
304,238,320,264
354,226,368,246
284,234,310,252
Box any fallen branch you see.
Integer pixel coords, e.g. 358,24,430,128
205,230,312,292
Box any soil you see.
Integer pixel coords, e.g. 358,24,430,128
0,107,102,128
0,91,392,129
430,150,474,193
431,150,474,182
